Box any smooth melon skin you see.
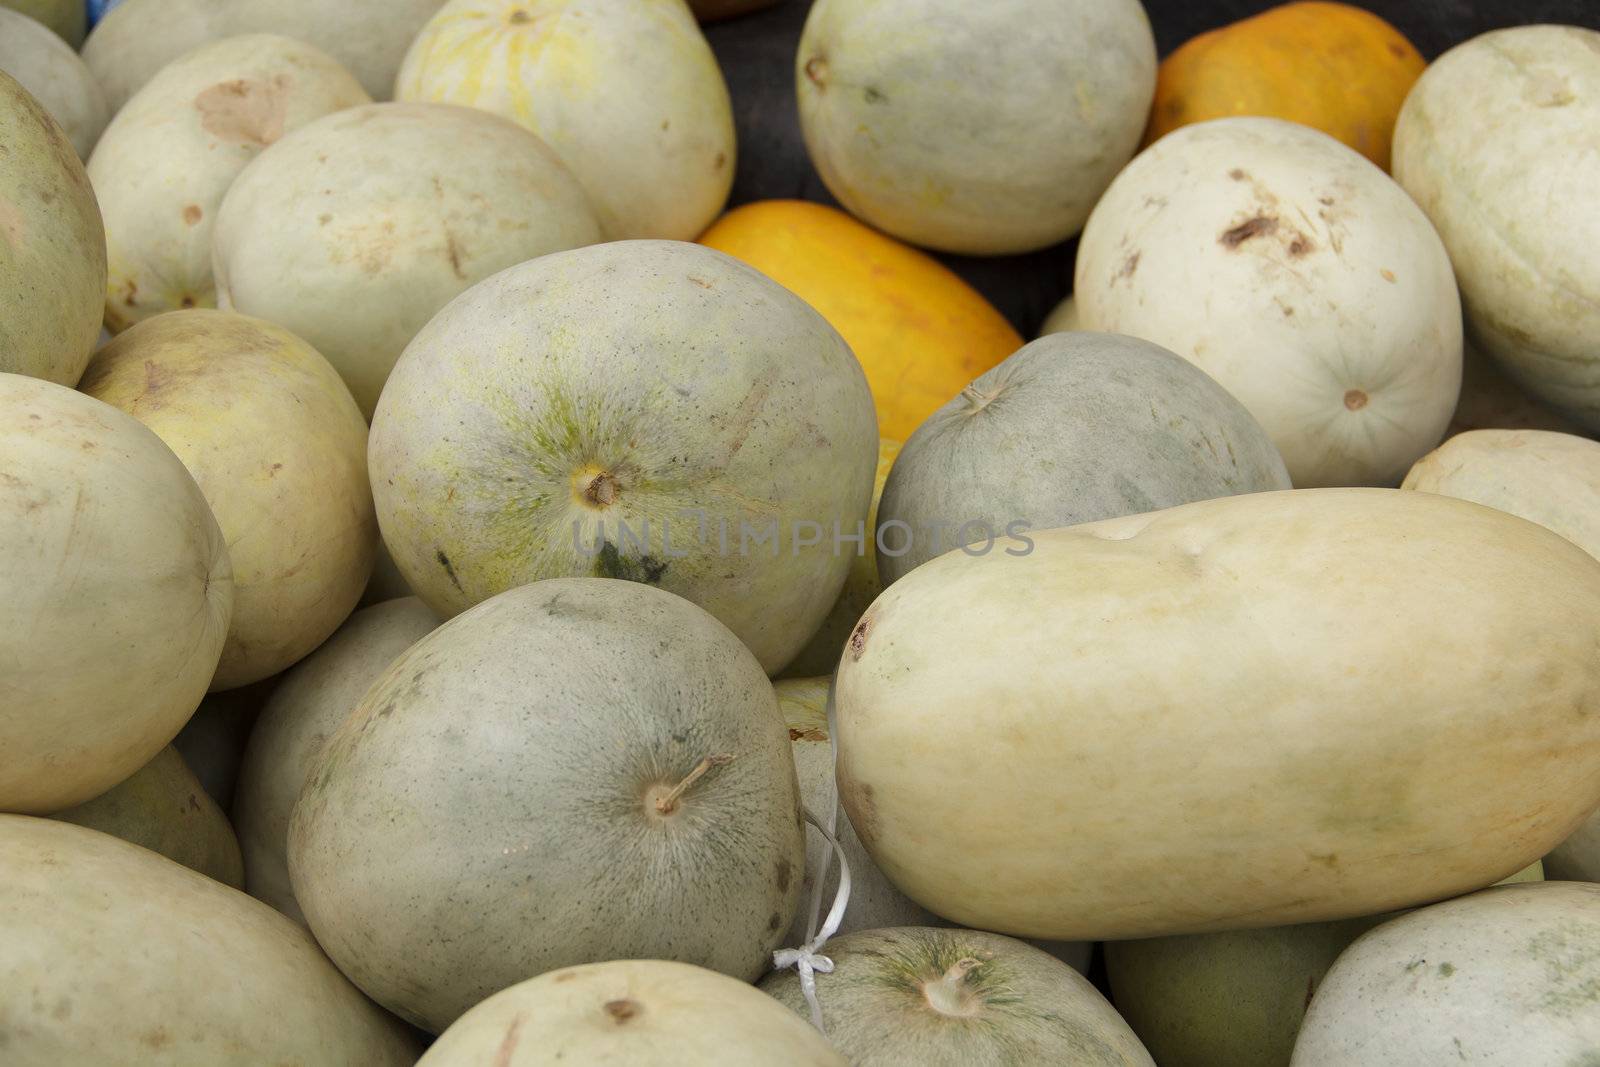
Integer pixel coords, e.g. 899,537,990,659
81,310,378,690
761,928,1154,1066
81,0,448,111
288,579,807,1033
875,332,1291,585
1038,295,1080,336
1,0,85,45
1076,117,1462,488
1392,26,1600,432
0,70,107,387
1291,882,1600,1065
834,488,1600,941
419,960,846,1066
0,8,110,159
796,0,1154,256
699,201,1023,443
0,375,233,814
368,240,878,676
213,101,603,419
50,746,245,888
0,815,422,1066
396,0,735,242
89,34,371,333
235,597,439,923
1102,864,1544,1067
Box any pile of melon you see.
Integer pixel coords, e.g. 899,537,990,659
3,0,1599,1063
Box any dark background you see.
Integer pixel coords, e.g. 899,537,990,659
705,1,1600,338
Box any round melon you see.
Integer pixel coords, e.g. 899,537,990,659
80,309,376,690
2,0,85,45
1448,338,1581,438
288,578,807,1033
781,438,899,679
1106,863,1545,1067
796,0,1155,255
368,240,878,676
1393,26,1600,431
50,746,244,887
1292,882,1600,1065
213,101,602,418
1039,295,1080,336
0,815,421,1063
418,959,846,1066
0,375,232,814
0,69,107,386
699,200,1022,442
235,596,438,922
761,927,1154,1066
81,0,449,111
397,0,734,241
834,488,1600,940
1076,117,1462,488
89,34,370,332
0,7,109,158
875,332,1291,585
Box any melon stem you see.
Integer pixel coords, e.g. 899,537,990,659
654,753,734,814
922,957,983,1016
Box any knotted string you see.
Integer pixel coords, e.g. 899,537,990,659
772,674,853,1034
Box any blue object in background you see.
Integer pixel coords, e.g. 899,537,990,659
87,0,127,27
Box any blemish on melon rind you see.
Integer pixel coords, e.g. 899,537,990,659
435,548,464,591
603,999,641,1023
1220,216,1277,247
848,613,872,660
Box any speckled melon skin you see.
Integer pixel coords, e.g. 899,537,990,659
0,8,109,158
51,746,245,888
0,375,233,814
368,240,878,676
397,0,735,241
88,35,371,333
0,70,107,386
81,309,377,690
235,597,439,923
1291,882,1600,1065
212,101,602,418
419,960,846,1066
761,927,1154,1066
0,815,422,1066
288,579,807,1033
875,331,1291,585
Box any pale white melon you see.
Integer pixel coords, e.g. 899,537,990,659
396,0,735,240
88,34,370,332
0,374,232,814
0,7,109,158
81,310,376,690
213,101,602,417
1039,295,1080,336
1076,117,1462,487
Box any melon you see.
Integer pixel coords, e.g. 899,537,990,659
81,309,376,690
0,7,109,158
288,579,807,1033
699,200,1023,442
0,375,232,814
418,959,846,1066
213,101,602,418
0,69,107,386
761,927,1154,1065
2,0,85,45
1039,295,1080,335
833,488,1600,940
1292,882,1600,1065
0,815,421,1064
88,34,370,332
1076,117,1462,487
1393,26,1600,431
875,332,1290,585
796,0,1155,255
81,0,449,110
235,597,439,922
368,240,878,675
50,746,244,887
396,0,735,241
1448,337,1581,438
1546,818,1600,883
174,678,277,810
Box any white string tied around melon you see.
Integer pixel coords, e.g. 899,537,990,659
771,674,853,1035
